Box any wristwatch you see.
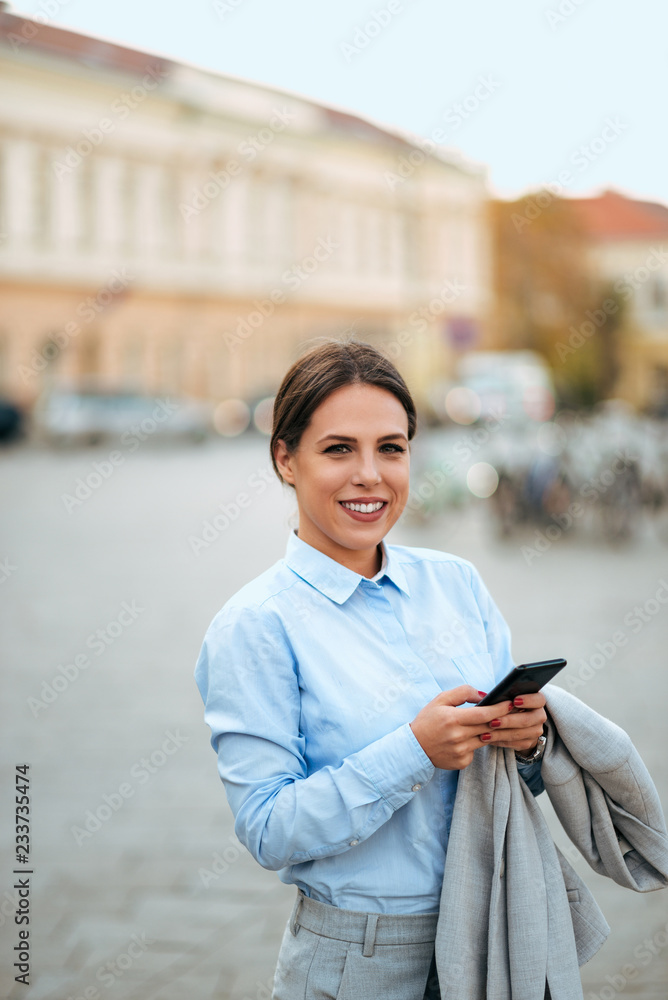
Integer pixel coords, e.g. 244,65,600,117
515,729,547,765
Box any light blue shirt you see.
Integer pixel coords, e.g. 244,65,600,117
194,529,543,914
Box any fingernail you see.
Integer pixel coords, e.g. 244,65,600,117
513,697,524,706
480,733,492,742
478,691,487,697
490,719,501,728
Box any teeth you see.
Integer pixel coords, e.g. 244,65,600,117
341,501,385,513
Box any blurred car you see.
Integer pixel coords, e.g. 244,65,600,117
34,388,211,446
455,350,556,423
427,351,557,426
0,398,25,444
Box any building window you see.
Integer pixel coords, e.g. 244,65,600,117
652,275,667,315
159,335,184,394
33,145,52,248
121,333,145,389
120,160,135,254
164,167,184,259
76,331,101,379
78,155,94,251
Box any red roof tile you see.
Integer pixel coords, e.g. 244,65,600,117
571,189,668,241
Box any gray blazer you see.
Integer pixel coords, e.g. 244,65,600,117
434,684,668,1000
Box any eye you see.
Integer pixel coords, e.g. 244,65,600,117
323,442,406,454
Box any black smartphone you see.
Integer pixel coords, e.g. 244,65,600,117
477,658,567,706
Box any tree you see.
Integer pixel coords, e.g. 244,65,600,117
490,193,627,407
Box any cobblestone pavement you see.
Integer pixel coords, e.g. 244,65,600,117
1,435,667,1000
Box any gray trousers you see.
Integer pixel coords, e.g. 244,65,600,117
271,889,441,1000
272,889,551,999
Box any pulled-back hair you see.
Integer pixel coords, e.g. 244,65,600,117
270,338,417,487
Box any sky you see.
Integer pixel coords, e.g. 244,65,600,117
10,0,668,205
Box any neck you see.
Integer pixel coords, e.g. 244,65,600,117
296,530,383,578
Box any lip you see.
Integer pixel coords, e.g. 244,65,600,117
339,496,388,503
338,499,388,522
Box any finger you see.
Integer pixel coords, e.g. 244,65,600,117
456,701,515,728
495,731,545,750
511,692,547,710
435,685,489,708
482,707,546,732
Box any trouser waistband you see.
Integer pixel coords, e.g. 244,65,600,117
289,890,439,957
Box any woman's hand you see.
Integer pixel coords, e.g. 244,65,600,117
487,691,547,754
409,685,547,770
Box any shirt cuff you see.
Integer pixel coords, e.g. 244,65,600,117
356,722,436,812
517,757,544,797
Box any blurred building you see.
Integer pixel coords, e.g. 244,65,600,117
488,188,668,412
571,190,668,411
0,5,491,414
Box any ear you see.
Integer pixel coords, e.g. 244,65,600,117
273,438,296,486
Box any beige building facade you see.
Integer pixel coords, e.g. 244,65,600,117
0,8,492,415
573,190,668,410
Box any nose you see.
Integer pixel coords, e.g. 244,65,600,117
352,448,382,486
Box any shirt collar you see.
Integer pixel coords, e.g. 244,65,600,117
284,529,410,604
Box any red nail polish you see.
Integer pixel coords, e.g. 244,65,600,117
478,691,487,697
480,733,492,741
490,719,501,728
514,697,524,706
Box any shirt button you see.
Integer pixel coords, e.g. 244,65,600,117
349,839,359,846
411,783,422,792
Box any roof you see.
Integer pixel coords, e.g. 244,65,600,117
0,2,170,77
0,3,470,167
571,189,668,241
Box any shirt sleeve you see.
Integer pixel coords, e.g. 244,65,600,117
464,562,544,798
517,758,544,796
194,605,436,871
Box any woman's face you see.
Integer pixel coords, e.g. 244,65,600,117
274,382,411,575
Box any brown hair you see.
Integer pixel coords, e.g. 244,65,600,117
270,338,417,487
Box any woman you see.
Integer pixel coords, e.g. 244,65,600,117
194,338,550,999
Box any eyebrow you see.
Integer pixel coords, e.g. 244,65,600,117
317,433,408,444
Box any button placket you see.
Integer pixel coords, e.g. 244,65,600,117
360,587,442,702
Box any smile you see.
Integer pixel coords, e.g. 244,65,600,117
339,501,386,513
